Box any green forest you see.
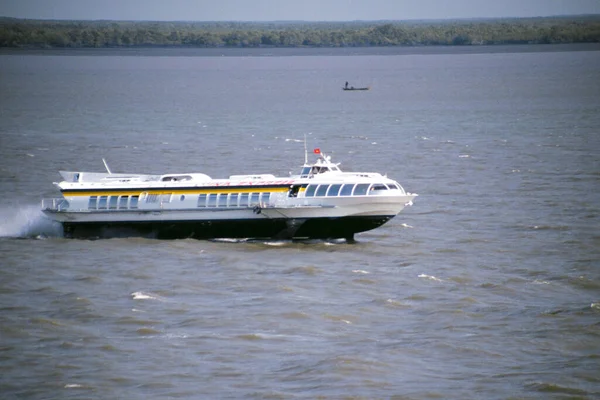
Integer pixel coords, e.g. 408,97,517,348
1,15,599,48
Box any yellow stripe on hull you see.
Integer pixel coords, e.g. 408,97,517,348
61,186,290,197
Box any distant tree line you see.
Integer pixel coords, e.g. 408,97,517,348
0,15,599,48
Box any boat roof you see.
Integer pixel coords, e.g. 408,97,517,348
56,150,393,189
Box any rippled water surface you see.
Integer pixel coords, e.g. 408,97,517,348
1,46,599,399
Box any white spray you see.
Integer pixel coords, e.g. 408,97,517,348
0,204,63,238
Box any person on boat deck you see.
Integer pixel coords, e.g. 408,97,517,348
345,81,349,89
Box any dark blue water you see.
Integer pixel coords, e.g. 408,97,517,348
1,46,599,399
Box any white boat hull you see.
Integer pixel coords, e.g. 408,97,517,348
43,195,415,240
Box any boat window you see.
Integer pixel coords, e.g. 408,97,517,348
353,184,370,196
109,196,118,209
386,183,400,190
327,184,342,197
368,184,389,195
161,175,192,182
218,194,228,207
305,185,317,197
229,193,239,207
207,194,218,207
340,184,354,196
249,193,260,206
161,193,172,203
261,193,271,204
197,194,207,207
88,196,97,209
146,194,159,203
239,193,249,207
300,167,311,177
98,196,108,209
118,196,128,209
130,196,139,209
180,195,185,201
311,166,329,175
316,185,329,196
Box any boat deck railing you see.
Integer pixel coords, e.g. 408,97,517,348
42,198,69,212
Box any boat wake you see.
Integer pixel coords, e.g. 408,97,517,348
0,204,63,239
209,238,351,245
131,291,166,301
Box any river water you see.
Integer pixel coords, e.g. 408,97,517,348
1,45,599,399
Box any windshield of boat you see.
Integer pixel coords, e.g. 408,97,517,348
300,167,311,178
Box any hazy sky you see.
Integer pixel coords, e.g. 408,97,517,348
1,0,599,21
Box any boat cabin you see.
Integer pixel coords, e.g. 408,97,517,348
299,154,342,178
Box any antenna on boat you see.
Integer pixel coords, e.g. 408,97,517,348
304,133,308,165
102,158,112,175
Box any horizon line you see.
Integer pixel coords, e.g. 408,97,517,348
2,13,600,24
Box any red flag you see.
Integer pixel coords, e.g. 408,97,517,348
313,148,321,154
